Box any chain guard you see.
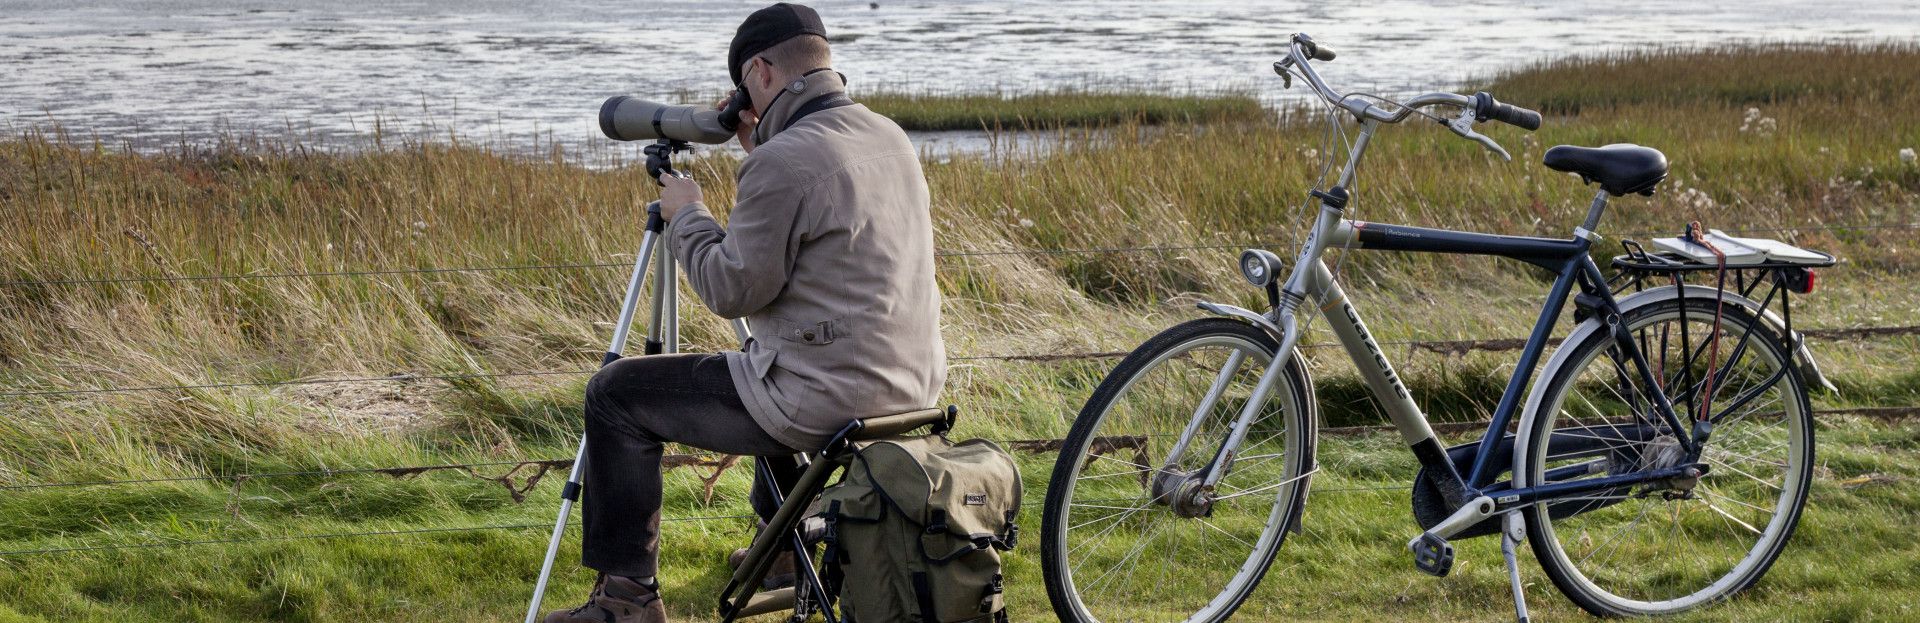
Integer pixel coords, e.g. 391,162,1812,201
1412,423,1664,540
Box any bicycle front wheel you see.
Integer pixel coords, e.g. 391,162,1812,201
1522,295,1813,616
1041,318,1315,623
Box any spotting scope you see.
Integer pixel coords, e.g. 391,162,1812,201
598,93,747,144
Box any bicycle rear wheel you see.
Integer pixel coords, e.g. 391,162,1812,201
1041,318,1315,623
1521,296,1812,616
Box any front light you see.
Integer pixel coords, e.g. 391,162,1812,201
1239,249,1284,287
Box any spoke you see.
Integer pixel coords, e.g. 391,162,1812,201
1559,388,1649,471
1068,492,1154,561
1085,451,1151,471
1697,486,1775,516
1713,398,1784,438
1082,521,1168,595
1578,500,1654,568
1071,502,1152,512
1214,467,1318,501
1215,428,1292,478
1700,498,1763,536
1196,516,1257,550
1701,455,1783,491
1547,493,1632,504
1074,467,1153,484
1067,509,1134,533
1710,435,1789,469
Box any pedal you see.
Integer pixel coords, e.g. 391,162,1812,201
1409,532,1455,577
1407,494,1494,577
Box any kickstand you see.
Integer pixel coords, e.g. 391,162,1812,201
1500,512,1531,623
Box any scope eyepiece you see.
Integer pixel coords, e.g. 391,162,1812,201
716,89,752,132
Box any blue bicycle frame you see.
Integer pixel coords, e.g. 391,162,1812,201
1195,117,1700,520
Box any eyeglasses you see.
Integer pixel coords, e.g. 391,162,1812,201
743,57,771,83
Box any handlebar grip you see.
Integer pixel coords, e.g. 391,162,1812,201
1474,91,1542,131
1292,33,1336,62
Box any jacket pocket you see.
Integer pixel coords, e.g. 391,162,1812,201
748,346,779,379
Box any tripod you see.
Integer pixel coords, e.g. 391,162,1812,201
524,139,752,623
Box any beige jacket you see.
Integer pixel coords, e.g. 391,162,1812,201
667,71,946,450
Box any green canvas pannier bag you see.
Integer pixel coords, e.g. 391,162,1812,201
814,433,1022,622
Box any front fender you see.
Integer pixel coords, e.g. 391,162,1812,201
1196,301,1285,341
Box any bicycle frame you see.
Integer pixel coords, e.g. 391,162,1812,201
1187,117,1703,516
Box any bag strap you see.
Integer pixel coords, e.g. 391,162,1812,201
977,573,1005,615
820,500,846,598
912,572,939,622
784,91,856,132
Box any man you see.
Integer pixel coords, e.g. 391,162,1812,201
543,3,945,622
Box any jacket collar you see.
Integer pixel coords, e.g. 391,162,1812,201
752,69,848,146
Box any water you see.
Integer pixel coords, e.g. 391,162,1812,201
2,0,1915,155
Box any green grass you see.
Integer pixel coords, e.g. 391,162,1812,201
2,416,1915,621
2,42,1919,620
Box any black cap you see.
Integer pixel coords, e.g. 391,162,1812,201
728,3,828,85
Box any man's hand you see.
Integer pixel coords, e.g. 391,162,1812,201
717,92,761,153
657,172,702,220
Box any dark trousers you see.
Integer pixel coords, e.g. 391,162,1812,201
580,353,803,578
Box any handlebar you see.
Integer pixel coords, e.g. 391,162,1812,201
1278,33,1541,161
1280,33,1540,132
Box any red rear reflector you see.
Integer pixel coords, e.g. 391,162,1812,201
1800,270,1817,294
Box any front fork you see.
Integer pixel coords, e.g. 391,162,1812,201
1150,299,1303,516
1153,197,1351,508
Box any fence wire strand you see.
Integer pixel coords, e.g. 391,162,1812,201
0,517,753,558
6,324,1914,399
3,222,1913,290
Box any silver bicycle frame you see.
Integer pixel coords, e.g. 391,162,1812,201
1162,117,1450,489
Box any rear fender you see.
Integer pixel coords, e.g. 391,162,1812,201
1515,284,1828,488
1609,285,1834,393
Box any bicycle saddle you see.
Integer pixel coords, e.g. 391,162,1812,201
1543,144,1668,197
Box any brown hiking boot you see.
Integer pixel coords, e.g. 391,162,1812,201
727,548,796,590
542,574,666,623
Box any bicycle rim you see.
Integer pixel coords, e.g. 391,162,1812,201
1045,320,1312,623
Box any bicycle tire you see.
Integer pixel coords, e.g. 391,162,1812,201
1521,296,1813,616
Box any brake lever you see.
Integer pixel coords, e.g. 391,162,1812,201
1441,107,1511,161
1272,60,1293,89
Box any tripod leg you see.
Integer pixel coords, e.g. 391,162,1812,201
657,238,679,354
524,224,662,623
525,439,588,623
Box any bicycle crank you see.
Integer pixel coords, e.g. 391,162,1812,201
1407,495,1497,577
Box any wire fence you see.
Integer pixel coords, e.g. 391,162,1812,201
4,324,1914,399
2,222,1915,291
3,224,1918,559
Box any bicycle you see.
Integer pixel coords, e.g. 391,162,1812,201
1039,33,1834,622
